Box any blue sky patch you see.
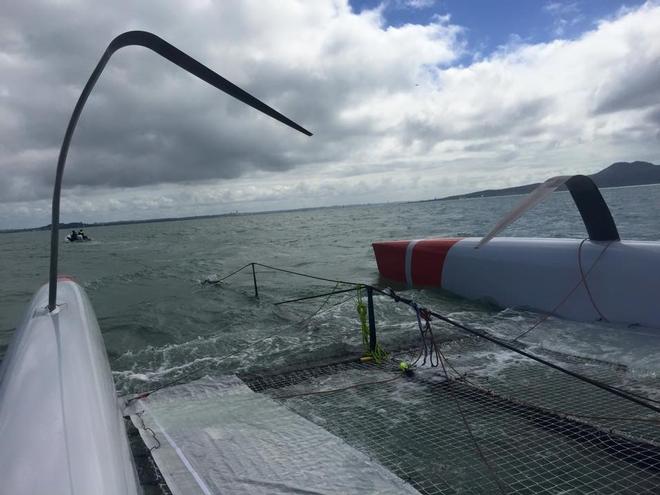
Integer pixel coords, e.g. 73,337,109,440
349,0,647,63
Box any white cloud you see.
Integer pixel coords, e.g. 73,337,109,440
544,1,580,15
543,1,583,36
402,0,437,9
0,0,659,229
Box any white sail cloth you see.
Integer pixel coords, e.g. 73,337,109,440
127,376,420,495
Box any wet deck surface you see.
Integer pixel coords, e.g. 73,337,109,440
242,339,660,494
128,374,419,495
128,337,660,494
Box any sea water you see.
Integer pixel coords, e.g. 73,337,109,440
1,184,660,394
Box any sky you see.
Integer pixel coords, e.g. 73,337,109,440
1,0,659,229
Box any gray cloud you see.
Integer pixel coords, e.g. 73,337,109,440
594,62,660,115
1,0,660,229
1,0,461,206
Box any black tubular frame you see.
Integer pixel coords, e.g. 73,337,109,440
565,175,620,242
48,30,312,311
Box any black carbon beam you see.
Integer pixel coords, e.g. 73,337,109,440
565,175,620,242
48,31,312,311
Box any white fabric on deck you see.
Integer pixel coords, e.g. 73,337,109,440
128,376,419,495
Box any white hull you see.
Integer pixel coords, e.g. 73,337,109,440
0,279,140,494
373,237,660,328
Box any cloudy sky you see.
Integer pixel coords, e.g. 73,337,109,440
1,0,659,229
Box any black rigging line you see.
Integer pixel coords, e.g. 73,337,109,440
373,287,660,415
205,262,660,414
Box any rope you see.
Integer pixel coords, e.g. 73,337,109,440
374,286,660,415
411,304,440,368
292,282,343,326
578,240,611,322
406,306,504,490
202,263,252,285
435,346,508,494
275,281,356,328
409,306,470,383
253,262,361,287
204,262,660,414
513,239,612,341
134,411,161,451
274,287,356,305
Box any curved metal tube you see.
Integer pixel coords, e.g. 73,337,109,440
48,30,312,310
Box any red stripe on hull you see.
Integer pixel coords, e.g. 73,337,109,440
372,240,409,284
411,239,461,286
372,238,462,287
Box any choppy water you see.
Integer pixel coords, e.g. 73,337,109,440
2,184,660,394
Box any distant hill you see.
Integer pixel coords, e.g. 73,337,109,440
441,161,660,200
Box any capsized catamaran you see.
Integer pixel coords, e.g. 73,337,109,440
373,174,660,328
0,30,311,494
3,29,659,495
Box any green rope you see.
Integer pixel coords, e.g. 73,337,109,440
356,286,369,349
356,286,388,363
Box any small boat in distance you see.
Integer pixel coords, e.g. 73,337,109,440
66,229,91,242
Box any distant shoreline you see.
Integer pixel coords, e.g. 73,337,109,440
0,202,376,234
435,160,660,201
0,212,243,234
413,180,660,204
3,161,657,234
4,181,657,235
